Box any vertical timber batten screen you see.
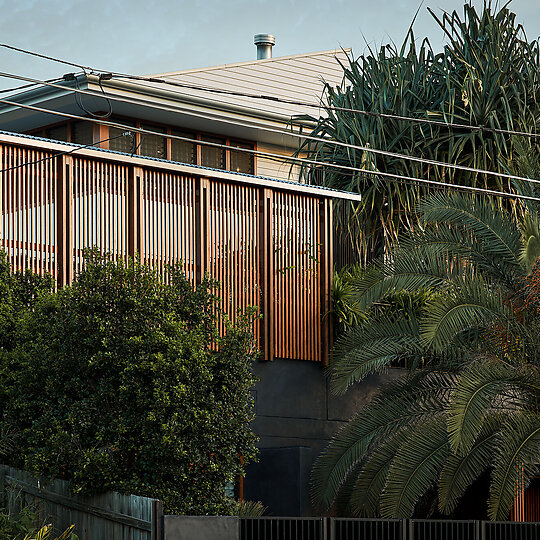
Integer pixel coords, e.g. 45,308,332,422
206,180,261,341
72,157,129,274
0,145,57,276
142,169,196,281
0,138,334,363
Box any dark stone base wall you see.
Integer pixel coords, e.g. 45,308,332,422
243,359,401,516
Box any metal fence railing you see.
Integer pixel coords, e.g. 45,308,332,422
240,517,327,540
237,518,540,540
330,518,404,540
484,520,540,540
410,519,477,540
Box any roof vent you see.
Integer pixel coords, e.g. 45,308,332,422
254,34,275,59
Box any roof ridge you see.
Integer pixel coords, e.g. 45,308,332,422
149,48,352,78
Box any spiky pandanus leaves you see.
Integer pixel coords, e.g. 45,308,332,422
314,192,540,519
298,3,540,261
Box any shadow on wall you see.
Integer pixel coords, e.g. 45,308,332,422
244,358,402,516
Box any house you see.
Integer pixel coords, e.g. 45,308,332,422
0,36,396,516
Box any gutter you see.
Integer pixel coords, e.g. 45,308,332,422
0,73,318,132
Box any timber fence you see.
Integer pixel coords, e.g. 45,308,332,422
0,465,163,540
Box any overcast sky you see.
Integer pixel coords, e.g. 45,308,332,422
0,0,538,91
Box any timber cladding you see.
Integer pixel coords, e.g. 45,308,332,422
0,136,337,363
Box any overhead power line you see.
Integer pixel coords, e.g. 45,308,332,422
0,132,132,174
0,96,539,204
2,42,540,141
2,70,540,190
0,43,92,73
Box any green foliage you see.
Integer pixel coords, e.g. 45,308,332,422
313,193,540,520
22,524,77,540
1,250,258,514
0,506,36,540
0,505,78,540
233,499,267,517
298,2,540,261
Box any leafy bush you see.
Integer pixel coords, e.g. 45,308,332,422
2,250,258,514
0,506,35,540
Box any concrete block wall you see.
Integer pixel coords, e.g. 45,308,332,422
244,359,402,516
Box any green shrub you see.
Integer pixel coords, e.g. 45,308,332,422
2,250,258,514
0,506,35,540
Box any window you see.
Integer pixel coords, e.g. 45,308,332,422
32,119,256,176
171,130,196,164
230,141,254,174
140,124,166,159
109,121,136,153
71,121,93,146
45,125,68,142
201,136,225,169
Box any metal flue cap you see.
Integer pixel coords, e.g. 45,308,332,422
254,34,276,59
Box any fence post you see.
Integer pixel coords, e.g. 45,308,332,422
480,520,486,540
56,155,73,287
127,166,143,261
408,519,414,540
326,517,334,540
259,188,274,361
151,499,163,540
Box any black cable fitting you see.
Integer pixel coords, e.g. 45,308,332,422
63,73,76,81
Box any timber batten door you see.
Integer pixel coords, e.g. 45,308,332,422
0,137,334,363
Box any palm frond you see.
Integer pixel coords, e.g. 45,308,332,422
421,275,519,351
351,430,409,516
311,371,452,510
519,210,540,273
418,194,522,265
438,415,499,514
447,361,534,454
330,316,420,393
488,413,540,520
380,416,450,518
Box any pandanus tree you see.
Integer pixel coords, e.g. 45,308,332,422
298,2,540,262
312,192,540,520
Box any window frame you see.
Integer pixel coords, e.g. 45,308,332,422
28,116,257,175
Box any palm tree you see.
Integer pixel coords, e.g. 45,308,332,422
298,2,540,262
312,192,540,520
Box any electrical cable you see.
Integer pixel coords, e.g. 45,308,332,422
2,42,540,141
108,74,540,140
0,77,63,94
0,43,93,73
66,72,112,119
0,96,539,204
1,70,539,189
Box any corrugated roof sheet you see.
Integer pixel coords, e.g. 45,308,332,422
142,49,351,120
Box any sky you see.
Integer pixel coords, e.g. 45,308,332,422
0,0,539,91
